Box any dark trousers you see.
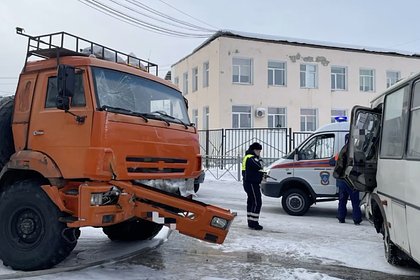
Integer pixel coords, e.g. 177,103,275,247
337,179,362,223
243,181,262,226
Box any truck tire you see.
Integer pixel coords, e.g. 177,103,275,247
0,96,15,170
281,188,311,216
103,218,163,241
383,222,409,266
0,179,79,271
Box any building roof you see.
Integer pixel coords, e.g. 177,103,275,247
173,30,420,66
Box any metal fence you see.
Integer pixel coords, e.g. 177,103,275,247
198,128,312,181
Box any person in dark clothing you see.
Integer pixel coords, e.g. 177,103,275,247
333,135,362,225
242,142,264,230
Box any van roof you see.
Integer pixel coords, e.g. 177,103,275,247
315,122,349,133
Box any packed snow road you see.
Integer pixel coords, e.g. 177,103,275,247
1,176,420,279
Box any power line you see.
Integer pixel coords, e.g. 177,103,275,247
125,0,215,32
78,0,214,38
158,0,219,30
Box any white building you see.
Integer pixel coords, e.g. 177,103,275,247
171,31,420,131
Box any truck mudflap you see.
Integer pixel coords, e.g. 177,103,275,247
42,180,235,244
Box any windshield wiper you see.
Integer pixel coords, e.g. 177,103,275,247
151,111,189,129
100,105,148,122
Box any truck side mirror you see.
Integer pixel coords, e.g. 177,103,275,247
57,64,75,111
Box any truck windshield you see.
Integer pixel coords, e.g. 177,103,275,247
91,67,190,124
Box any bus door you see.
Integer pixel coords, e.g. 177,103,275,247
345,106,381,193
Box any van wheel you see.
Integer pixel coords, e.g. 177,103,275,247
103,218,163,241
0,179,79,271
383,222,409,266
281,189,311,216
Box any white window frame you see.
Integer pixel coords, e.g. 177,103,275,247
268,60,286,86
192,109,198,128
183,72,188,95
300,108,318,131
203,62,209,88
331,109,347,123
359,68,375,92
232,105,252,128
300,64,318,88
268,107,287,128
331,66,347,91
174,76,179,86
202,106,209,130
232,57,253,84
192,67,198,92
386,70,401,88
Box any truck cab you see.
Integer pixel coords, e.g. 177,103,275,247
261,121,349,216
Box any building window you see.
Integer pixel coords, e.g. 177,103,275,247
232,105,251,128
331,66,347,90
174,76,179,86
300,64,318,88
232,58,252,84
192,109,198,128
268,61,286,86
203,62,209,88
331,109,347,123
300,108,318,131
359,69,375,92
268,107,286,128
386,71,400,88
192,67,198,92
183,72,188,95
202,106,209,130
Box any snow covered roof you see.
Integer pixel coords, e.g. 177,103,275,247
173,30,420,66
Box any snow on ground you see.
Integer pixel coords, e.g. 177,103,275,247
1,174,420,279
200,176,419,276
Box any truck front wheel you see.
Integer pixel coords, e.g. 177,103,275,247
103,218,163,241
281,188,311,216
0,179,79,271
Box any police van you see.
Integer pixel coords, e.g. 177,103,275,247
261,120,349,216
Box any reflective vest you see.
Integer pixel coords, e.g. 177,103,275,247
242,154,254,171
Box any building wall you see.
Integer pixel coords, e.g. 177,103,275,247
172,35,420,131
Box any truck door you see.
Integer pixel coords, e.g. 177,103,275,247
27,69,94,178
345,106,381,192
294,133,337,195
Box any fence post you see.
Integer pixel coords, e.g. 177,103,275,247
288,127,293,153
205,129,209,168
237,154,241,182
221,128,225,169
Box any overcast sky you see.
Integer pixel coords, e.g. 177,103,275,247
1,0,420,95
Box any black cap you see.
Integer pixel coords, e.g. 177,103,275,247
249,142,262,151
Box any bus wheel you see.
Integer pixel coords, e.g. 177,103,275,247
281,188,310,216
103,218,163,241
0,179,78,271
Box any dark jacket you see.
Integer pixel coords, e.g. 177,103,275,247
242,150,264,183
333,142,348,179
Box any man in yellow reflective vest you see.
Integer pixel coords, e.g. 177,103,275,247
242,142,264,230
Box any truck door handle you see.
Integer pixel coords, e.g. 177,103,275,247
287,172,292,175
33,130,45,136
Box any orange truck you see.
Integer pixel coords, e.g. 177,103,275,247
0,28,235,271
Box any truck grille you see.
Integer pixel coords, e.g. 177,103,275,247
126,157,187,174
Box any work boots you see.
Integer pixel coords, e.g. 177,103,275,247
248,221,263,230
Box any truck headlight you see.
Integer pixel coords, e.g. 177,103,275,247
211,216,228,229
90,193,103,206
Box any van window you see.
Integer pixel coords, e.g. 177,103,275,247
299,134,334,160
408,82,420,159
380,85,409,158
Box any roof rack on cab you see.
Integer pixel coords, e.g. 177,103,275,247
15,27,158,75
